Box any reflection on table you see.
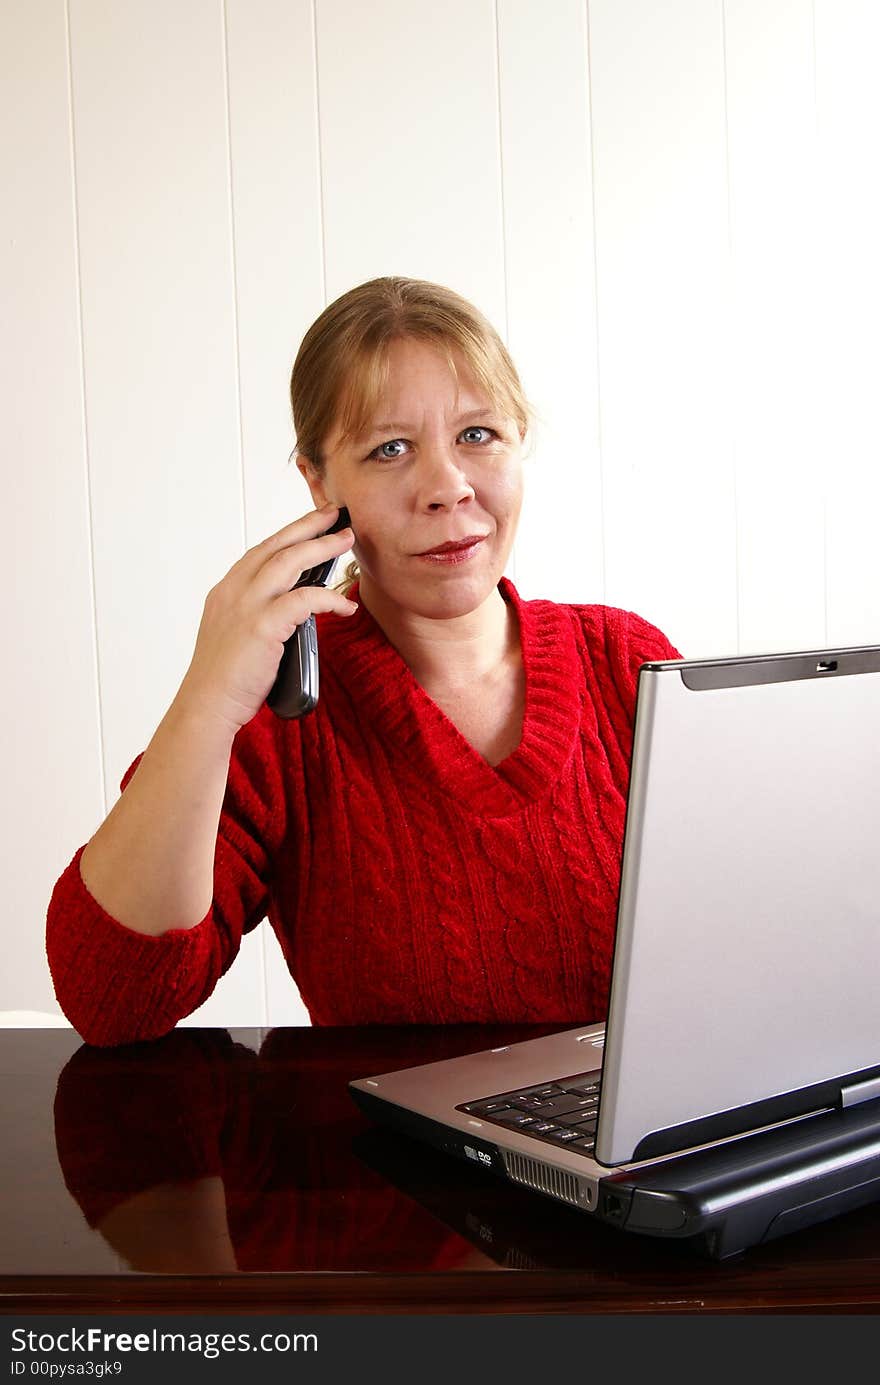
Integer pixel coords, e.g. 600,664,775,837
2,1024,880,1311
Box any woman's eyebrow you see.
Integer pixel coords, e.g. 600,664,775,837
357,408,499,442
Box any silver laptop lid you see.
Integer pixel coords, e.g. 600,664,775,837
597,645,880,1166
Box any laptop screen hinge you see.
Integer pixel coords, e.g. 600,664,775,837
840,1074,880,1109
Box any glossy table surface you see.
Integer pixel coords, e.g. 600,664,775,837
3,1023,880,1314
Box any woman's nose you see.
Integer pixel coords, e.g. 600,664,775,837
416,446,476,511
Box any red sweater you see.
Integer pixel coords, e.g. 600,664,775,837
46,578,680,1047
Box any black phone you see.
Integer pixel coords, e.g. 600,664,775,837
266,505,352,720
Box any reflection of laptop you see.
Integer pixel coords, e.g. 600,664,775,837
350,644,880,1258
351,1124,880,1269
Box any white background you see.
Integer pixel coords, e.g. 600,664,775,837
3,0,878,1024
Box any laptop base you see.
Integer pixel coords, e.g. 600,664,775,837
351,1085,880,1260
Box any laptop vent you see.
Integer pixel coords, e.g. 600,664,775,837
502,1151,584,1207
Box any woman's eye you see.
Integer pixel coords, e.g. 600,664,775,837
368,439,410,461
461,426,495,444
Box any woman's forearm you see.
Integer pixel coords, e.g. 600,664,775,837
78,679,238,937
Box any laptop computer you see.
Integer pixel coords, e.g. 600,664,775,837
350,643,880,1258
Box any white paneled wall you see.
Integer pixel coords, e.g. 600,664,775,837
3,1,879,1025
725,0,824,653
815,1,880,645
590,0,738,654
499,0,604,603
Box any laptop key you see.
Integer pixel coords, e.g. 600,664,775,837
463,1100,514,1115
488,1109,539,1127
570,1117,597,1134
555,1110,598,1128
530,1095,599,1119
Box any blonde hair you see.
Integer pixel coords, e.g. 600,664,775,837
289,276,535,592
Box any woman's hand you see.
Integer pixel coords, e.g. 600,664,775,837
179,504,356,736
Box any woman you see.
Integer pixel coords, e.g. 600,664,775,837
46,276,681,1047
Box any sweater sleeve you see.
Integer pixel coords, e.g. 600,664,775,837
603,607,683,714
625,610,683,672
45,706,291,1048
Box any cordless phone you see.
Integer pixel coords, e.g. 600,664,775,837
267,506,352,719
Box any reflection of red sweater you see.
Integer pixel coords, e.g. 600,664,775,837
53,1027,489,1273
46,579,680,1047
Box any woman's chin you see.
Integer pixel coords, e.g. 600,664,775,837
362,563,505,623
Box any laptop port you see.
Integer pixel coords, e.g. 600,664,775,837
601,1191,628,1222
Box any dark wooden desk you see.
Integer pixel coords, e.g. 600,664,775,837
3,1024,880,1314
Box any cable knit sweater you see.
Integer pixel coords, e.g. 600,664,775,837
46,578,680,1047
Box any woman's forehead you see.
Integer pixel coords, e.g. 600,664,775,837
330,346,505,449
365,376,491,429
378,340,479,401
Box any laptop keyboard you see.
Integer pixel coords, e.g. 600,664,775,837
457,1072,602,1155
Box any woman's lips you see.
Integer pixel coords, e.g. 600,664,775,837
416,537,485,564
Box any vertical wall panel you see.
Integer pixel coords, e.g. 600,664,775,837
316,0,507,328
68,0,263,1024
224,0,325,545
225,0,326,1024
588,0,737,656
725,0,824,653
815,0,880,646
1,1,98,1013
498,0,604,604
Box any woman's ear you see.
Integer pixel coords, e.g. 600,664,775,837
295,455,330,510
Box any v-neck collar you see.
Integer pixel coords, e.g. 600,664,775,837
317,577,582,818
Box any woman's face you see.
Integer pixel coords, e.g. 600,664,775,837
299,337,525,621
